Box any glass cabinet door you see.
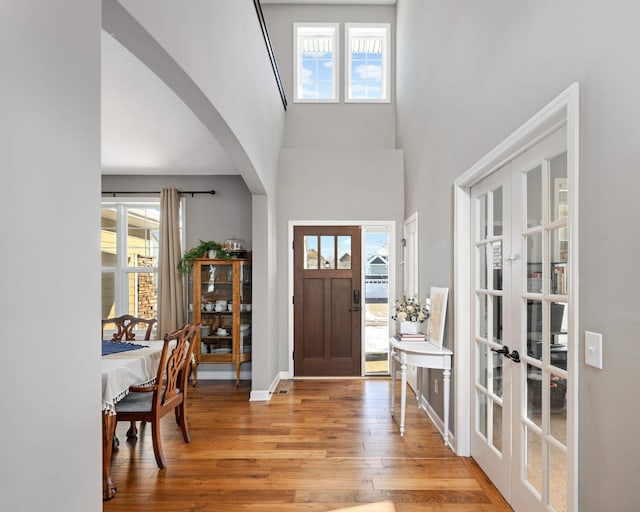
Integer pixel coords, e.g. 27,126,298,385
200,261,234,357
239,261,252,357
191,258,251,387
187,257,252,387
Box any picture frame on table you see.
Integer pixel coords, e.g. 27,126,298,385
426,286,449,350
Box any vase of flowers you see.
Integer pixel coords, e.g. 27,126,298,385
392,296,428,334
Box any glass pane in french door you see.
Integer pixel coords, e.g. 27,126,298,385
474,184,506,457
470,162,517,500
471,124,570,512
518,141,569,511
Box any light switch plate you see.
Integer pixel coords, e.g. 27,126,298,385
585,331,603,369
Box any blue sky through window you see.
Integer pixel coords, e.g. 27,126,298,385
351,51,383,99
296,24,338,101
365,232,388,259
301,51,334,99
347,24,389,102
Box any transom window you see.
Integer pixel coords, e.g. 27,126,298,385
294,23,339,102
346,23,390,103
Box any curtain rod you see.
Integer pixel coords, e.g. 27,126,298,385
102,189,216,198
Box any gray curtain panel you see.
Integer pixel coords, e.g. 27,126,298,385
158,188,184,337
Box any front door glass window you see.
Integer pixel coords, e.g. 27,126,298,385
337,236,352,269
303,236,319,269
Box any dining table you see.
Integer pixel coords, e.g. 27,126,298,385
101,339,168,500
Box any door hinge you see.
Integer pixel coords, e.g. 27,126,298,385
292,295,295,305
292,351,295,360
292,240,295,250
401,238,407,247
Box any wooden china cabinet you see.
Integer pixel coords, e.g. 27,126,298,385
188,258,251,387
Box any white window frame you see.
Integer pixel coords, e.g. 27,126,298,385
101,199,166,320
294,23,340,103
345,23,390,103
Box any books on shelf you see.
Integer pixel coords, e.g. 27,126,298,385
395,332,426,341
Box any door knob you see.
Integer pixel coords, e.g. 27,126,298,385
491,345,521,363
505,350,521,363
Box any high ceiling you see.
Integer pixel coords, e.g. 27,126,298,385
101,32,237,176
101,1,396,176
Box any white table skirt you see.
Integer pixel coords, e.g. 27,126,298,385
101,340,167,413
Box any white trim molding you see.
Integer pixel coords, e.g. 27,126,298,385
419,394,455,451
453,83,579,510
249,371,287,402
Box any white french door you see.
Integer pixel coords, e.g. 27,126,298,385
470,126,571,512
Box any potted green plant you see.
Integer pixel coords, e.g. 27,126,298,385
177,240,227,275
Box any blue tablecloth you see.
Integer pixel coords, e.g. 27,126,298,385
102,340,149,356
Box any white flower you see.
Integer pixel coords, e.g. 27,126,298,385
391,296,429,323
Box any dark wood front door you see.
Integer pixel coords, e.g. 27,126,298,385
294,225,362,376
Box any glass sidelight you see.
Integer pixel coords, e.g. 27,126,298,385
363,226,390,375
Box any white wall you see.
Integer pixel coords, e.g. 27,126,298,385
277,149,404,371
250,194,279,397
263,4,403,378
108,0,286,394
263,4,396,150
102,175,252,252
0,1,101,510
117,0,284,196
396,0,640,509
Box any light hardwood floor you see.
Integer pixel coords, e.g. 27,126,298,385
104,378,512,511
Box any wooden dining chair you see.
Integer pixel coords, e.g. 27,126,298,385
101,315,156,444
114,323,198,469
102,314,157,341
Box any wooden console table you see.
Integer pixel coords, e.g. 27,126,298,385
389,337,453,444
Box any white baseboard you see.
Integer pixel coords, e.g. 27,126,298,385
419,394,455,451
249,390,271,401
249,371,287,402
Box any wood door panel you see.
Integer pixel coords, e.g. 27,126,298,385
294,225,361,376
330,278,352,359
302,278,324,359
